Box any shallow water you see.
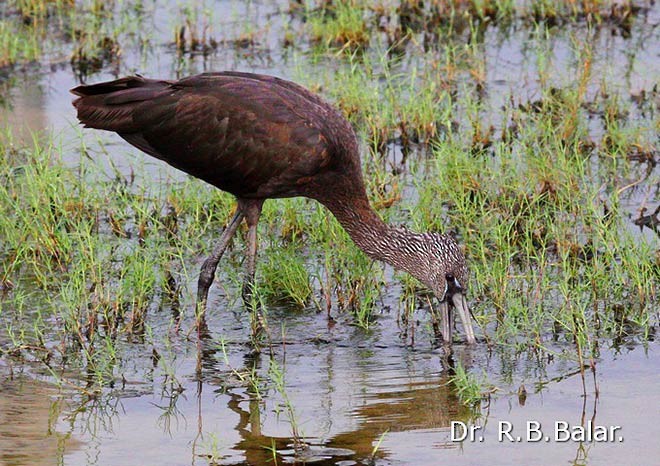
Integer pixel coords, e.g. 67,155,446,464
0,376,81,465
2,310,658,465
1,0,659,464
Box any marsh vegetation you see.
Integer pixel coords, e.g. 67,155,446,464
0,1,657,465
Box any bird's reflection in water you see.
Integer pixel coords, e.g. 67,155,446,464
193,349,478,466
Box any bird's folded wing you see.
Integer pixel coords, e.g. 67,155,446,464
72,74,332,198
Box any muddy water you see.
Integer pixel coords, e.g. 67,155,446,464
1,312,658,465
0,375,81,465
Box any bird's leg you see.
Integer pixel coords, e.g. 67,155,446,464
240,200,264,305
196,208,245,316
239,199,266,345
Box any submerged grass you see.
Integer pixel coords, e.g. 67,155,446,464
0,0,153,73
0,130,237,384
308,0,370,51
449,361,492,406
305,9,658,352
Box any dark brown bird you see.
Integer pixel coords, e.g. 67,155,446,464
71,71,476,344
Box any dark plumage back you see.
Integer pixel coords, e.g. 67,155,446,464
71,72,364,200
72,76,171,132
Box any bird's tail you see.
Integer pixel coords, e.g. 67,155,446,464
71,76,172,132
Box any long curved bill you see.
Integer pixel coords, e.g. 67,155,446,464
438,300,451,344
452,293,476,344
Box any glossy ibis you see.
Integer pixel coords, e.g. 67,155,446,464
71,72,476,344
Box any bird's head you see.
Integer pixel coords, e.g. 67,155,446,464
421,233,476,345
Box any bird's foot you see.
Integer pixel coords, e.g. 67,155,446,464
197,259,216,306
249,307,269,354
194,298,210,335
241,280,269,351
242,278,260,308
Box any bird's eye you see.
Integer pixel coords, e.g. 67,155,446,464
445,273,463,293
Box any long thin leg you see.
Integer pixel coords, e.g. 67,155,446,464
236,200,265,347
240,199,264,304
196,208,245,312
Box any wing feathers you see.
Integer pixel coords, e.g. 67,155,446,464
71,72,334,198
72,77,172,132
